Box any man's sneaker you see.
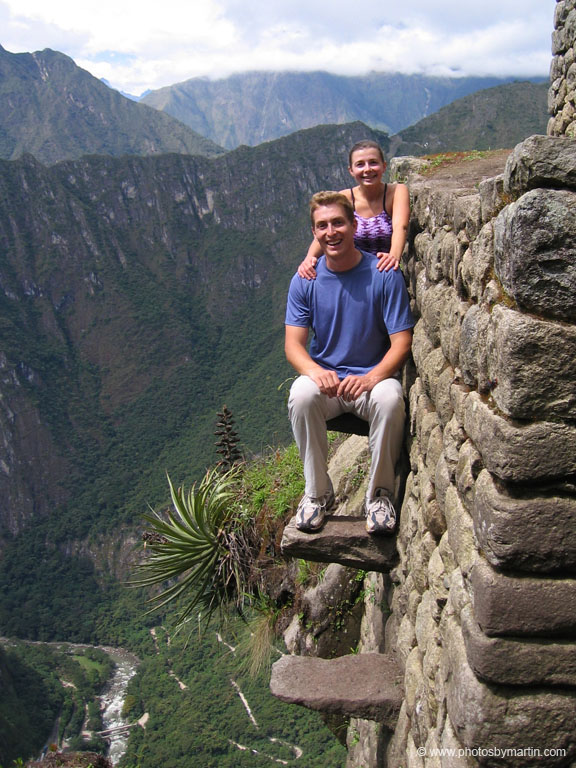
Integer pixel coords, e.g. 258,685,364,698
295,487,335,532
364,488,396,534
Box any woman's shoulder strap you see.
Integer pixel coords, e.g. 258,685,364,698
383,183,391,216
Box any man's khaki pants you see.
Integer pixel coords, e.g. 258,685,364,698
288,375,405,500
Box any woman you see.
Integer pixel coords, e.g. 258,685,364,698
298,140,409,278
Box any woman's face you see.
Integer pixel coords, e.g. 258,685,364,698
348,147,386,187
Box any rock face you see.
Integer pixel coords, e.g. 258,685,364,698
494,184,576,321
463,392,576,480
270,653,403,725
549,0,576,137
460,604,576,687
444,614,576,767
472,469,576,573
503,134,576,195
486,305,576,419
470,558,576,638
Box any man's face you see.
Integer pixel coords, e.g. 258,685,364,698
312,204,356,261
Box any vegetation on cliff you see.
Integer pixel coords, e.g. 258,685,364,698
136,466,255,625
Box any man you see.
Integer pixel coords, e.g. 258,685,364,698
285,191,414,534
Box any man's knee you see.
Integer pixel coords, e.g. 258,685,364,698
288,376,323,418
370,379,405,418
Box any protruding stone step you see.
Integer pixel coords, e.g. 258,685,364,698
470,558,576,638
460,604,576,687
281,515,397,572
270,653,403,726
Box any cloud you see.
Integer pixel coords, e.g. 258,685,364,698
0,0,557,96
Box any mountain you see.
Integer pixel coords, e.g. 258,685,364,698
0,120,388,640
0,45,224,164
140,70,544,150
389,80,550,157
0,46,553,765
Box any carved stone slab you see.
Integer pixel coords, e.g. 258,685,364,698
470,557,576,638
270,653,403,726
281,515,398,572
461,604,576,687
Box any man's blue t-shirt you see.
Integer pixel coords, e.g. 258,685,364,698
285,251,414,378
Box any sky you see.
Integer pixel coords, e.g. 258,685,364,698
1,0,557,97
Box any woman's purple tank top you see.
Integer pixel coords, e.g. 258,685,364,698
351,185,392,254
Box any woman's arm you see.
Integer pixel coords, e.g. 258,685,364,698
297,238,323,279
376,183,410,272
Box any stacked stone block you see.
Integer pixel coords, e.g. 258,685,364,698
549,0,576,137
385,135,576,767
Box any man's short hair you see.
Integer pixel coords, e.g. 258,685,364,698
310,191,355,227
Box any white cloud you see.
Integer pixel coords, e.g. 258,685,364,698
0,0,557,96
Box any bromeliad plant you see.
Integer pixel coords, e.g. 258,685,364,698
135,466,258,627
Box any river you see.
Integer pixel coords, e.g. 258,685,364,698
98,646,141,765
0,637,140,766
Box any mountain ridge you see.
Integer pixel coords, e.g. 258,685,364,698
390,80,549,156
0,45,224,164
141,69,547,149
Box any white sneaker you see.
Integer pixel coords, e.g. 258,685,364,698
295,486,335,532
364,488,396,534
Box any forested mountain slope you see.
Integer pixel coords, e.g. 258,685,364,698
0,121,387,640
390,80,549,156
0,45,224,164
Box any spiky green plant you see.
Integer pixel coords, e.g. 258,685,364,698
134,466,257,626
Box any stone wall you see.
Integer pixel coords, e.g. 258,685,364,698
383,132,576,766
275,6,576,763
549,0,576,137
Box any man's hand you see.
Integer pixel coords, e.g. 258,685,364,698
309,368,340,397
376,251,400,272
336,374,375,401
285,326,339,393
